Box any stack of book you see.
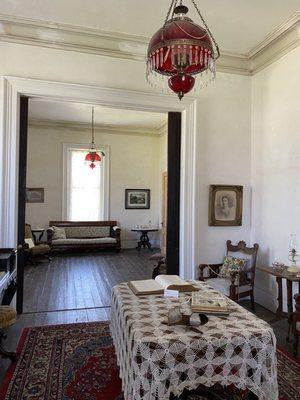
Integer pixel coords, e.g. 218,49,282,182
191,292,230,315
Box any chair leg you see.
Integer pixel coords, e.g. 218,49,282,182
0,333,16,362
294,334,299,357
250,291,255,310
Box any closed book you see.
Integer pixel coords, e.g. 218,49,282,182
191,292,230,315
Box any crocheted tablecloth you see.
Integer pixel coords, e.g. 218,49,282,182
110,280,278,400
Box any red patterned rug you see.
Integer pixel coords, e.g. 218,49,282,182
0,322,299,400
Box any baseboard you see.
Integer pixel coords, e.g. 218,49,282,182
254,285,277,313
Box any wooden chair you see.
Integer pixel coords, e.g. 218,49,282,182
150,252,166,279
24,223,51,265
198,240,259,309
293,293,300,356
0,306,17,361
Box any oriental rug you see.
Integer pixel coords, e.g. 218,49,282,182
0,322,299,400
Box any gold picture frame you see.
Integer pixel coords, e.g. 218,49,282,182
208,185,243,226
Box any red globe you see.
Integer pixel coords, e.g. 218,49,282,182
168,73,195,99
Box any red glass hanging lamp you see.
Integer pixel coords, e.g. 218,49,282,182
146,0,220,100
85,107,105,169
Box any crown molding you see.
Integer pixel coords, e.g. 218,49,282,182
28,118,163,136
0,13,249,75
0,12,299,76
248,12,300,73
156,121,168,136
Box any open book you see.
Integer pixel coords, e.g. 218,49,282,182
191,292,230,315
128,275,197,295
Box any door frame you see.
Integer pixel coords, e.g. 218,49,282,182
160,171,168,253
0,76,197,280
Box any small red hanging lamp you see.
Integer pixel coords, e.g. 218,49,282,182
85,107,104,169
146,0,220,100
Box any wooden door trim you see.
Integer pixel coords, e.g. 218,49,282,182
167,113,181,275
161,171,168,254
17,96,28,314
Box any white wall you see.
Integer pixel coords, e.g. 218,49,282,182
195,73,252,266
0,41,252,271
25,125,164,248
252,46,300,311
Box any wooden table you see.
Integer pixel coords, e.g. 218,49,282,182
260,266,300,341
131,228,158,251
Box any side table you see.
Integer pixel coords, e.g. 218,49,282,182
131,228,158,251
31,228,44,243
260,266,300,341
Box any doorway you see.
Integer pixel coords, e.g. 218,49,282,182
17,97,181,314
0,77,197,314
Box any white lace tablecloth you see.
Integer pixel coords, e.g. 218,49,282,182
110,280,278,400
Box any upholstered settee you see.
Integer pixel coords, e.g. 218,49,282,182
47,221,121,252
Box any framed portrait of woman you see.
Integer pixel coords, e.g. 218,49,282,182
208,185,243,226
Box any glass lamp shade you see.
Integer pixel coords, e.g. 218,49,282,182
85,151,102,169
146,4,217,99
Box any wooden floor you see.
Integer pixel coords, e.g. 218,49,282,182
0,250,298,383
24,250,154,313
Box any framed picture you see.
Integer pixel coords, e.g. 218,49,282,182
208,185,243,226
125,189,150,209
26,188,44,203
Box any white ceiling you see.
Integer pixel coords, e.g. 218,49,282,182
0,1,299,54
28,98,167,130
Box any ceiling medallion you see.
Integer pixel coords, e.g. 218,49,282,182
146,0,220,100
85,107,105,169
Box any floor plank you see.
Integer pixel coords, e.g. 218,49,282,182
23,249,154,313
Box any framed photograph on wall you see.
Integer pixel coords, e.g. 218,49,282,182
26,188,44,203
125,189,150,209
208,185,243,226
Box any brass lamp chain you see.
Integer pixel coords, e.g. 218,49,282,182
190,0,220,59
91,107,95,149
163,0,178,27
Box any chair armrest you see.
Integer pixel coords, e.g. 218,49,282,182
23,243,30,251
229,269,253,286
46,227,54,244
110,226,121,239
198,263,222,280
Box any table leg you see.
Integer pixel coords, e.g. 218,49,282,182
270,277,286,324
286,279,293,342
136,234,142,251
136,231,152,251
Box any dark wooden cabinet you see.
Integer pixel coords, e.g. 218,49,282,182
0,248,17,305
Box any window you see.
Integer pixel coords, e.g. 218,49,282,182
63,144,109,221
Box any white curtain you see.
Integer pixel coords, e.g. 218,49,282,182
68,149,102,221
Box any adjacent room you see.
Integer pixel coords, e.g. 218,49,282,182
0,1,299,399
23,98,168,313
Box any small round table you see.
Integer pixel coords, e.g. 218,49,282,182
31,228,44,243
131,228,158,251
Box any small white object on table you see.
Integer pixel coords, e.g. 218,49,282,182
110,280,278,400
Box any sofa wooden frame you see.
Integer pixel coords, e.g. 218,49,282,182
47,220,121,253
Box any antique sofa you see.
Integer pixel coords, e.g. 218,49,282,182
47,221,121,253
